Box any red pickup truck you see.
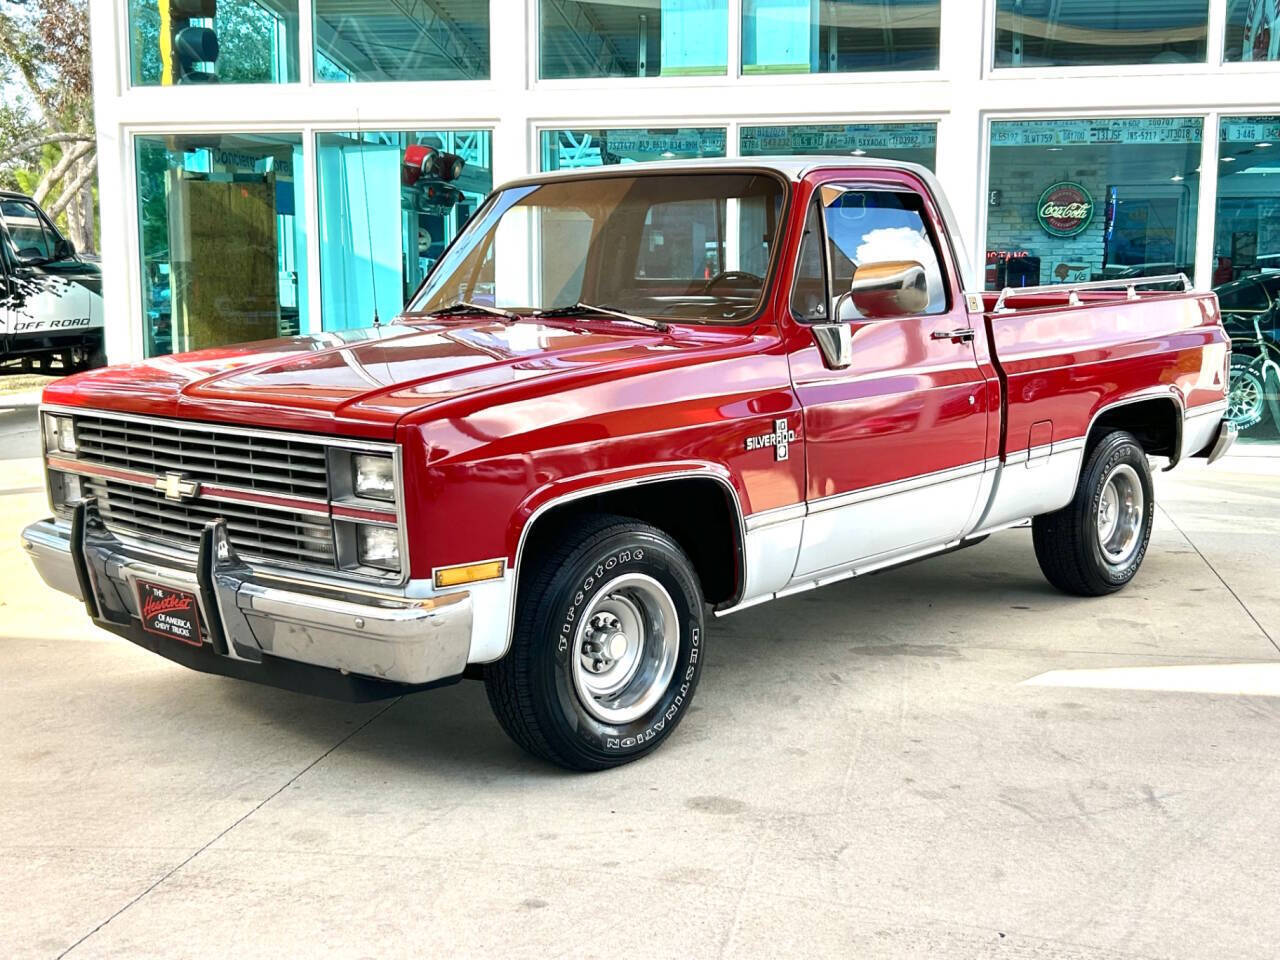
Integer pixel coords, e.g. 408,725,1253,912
23,158,1234,770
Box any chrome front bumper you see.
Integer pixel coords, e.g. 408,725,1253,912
21,505,473,698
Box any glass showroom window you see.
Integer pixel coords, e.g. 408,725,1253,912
984,118,1202,289
1225,0,1280,61
742,0,939,74
540,128,727,170
314,0,489,81
993,0,1208,67
1215,116,1280,445
135,134,306,357
540,0,727,78
316,130,493,330
741,122,937,170
129,0,299,84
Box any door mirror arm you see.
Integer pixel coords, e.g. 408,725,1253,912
812,322,853,370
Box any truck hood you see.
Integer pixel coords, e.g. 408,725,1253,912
42,318,756,438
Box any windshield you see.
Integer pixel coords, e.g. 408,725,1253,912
407,172,787,324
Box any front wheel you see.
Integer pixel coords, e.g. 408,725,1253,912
484,515,705,771
1032,430,1155,596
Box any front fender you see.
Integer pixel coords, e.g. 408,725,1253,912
505,460,745,564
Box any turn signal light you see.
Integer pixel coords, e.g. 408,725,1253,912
434,559,505,589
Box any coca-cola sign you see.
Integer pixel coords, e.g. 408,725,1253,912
1037,181,1094,238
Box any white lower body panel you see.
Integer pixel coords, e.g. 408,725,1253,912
1179,401,1229,462
792,463,987,582
971,439,1084,534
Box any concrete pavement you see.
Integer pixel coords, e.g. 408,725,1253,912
2,406,1279,959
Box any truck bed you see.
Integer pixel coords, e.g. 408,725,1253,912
978,275,1229,460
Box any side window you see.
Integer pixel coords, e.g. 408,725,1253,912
0,199,57,261
822,189,948,317
790,200,827,321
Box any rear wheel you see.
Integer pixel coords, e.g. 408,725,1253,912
1032,430,1155,596
484,515,705,771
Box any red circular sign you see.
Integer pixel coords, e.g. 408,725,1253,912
1037,181,1094,238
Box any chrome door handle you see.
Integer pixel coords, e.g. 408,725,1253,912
931,327,975,342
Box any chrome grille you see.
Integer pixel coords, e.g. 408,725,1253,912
84,478,337,568
72,414,330,498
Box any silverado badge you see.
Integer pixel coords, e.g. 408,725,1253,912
745,418,797,461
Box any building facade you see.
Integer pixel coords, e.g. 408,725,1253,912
90,0,1280,443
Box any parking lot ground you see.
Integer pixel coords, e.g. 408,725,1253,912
2,405,1278,959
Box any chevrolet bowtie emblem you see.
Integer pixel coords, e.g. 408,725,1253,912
155,471,199,502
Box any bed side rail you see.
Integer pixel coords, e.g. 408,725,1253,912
990,273,1192,314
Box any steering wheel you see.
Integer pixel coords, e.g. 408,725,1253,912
702,270,764,293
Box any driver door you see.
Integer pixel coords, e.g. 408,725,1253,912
788,180,992,582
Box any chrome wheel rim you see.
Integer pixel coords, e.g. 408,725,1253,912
1097,463,1145,565
571,573,679,725
1227,372,1263,424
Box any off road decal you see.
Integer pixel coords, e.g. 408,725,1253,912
13,317,91,332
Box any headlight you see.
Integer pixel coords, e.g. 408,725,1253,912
356,524,400,571
352,453,395,501
43,414,77,454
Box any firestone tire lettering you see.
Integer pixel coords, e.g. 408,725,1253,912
484,517,704,772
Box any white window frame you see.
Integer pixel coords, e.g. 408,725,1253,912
89,0,1280,361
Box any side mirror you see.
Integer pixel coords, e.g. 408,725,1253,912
837,260,930,321
812,260,930,370
57,238,76,259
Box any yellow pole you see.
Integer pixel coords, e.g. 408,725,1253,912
158,1,173,85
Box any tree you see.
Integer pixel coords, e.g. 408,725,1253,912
0,0,97,253
132,1,289,85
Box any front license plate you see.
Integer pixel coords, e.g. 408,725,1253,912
136,580,203,647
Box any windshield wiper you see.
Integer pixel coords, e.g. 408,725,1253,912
534,302,668,332
428,300,522,323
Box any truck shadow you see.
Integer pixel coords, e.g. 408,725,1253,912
210,530,1065,776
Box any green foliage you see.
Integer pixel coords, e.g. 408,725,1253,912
0,100,44,191
0,0,96,246
130,0,293,85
